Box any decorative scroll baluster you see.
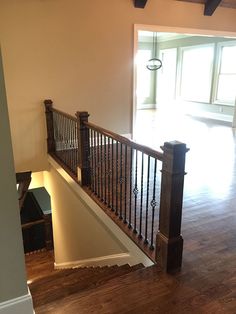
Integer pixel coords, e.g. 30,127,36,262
124,145,128,224
108,137,111,207
92,130,95,193
104,136,107,205
150,159,157,250
139,152,144,238
100,133,103,201
115,141,119,215
133,150,138,233
96,131,100,196
128,148,133,229
73,121,76,167
94,131,98,195
144,156,150,244
111,139,114,211
119,143,123,220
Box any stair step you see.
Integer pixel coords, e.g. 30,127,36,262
35,265,160,314
30,262,145,307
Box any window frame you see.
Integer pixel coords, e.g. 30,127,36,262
212,40,236,106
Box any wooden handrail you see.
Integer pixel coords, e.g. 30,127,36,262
51,107,77,122
84,121,164,161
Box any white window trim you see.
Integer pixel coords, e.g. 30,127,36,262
212,40,236,106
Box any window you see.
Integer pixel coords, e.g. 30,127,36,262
180,45,214,103
215,43,236,105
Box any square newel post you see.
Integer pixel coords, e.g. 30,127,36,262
44,99,55,153
156,141,188,273
76,111,91,186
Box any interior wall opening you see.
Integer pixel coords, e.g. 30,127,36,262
133,26,236,146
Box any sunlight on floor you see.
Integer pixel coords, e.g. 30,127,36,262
135,109,236,200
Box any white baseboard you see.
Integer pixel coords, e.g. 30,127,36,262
54,252,133,269
0,289,34,314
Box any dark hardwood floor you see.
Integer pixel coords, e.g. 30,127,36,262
26,110,236,313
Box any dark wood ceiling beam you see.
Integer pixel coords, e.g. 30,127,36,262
204,0,223,15
134,0,148,8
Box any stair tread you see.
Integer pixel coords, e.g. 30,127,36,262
35,265,161,314
30,262,146,307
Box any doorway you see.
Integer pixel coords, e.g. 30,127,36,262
133,25,236,141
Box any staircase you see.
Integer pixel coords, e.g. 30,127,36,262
25,250,151,314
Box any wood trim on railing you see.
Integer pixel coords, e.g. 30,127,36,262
156,141,189,273
84,121,164,161
21,219,45,229
51,107,77,122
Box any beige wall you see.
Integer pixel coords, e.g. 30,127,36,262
44,165,128,265
0,0,236,172
0,49,28,303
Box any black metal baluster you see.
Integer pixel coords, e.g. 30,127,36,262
97,131,100,197
53,112,57,150
57,112,60,151
72,120,75,175
115,141,119,215
150,158,157,250
104,136,107,204
68,118,71,171
133,150,138,234
88,128,91,188
91,129,95,192
66,117,69,168
68,119,72,173
100,133,103,201
111,139,114,211
74,120,77,175
124,145,128,224
64,116,67,165
128,148,133,229
94,130,97,195
119,143,123,219
139,152,144,238
63,116,66,164
108,137,111,208
61,115,65,163
144,156,150,244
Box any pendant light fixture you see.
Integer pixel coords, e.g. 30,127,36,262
146,32,162,71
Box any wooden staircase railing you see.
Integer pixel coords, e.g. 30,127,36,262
44,99,188,273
